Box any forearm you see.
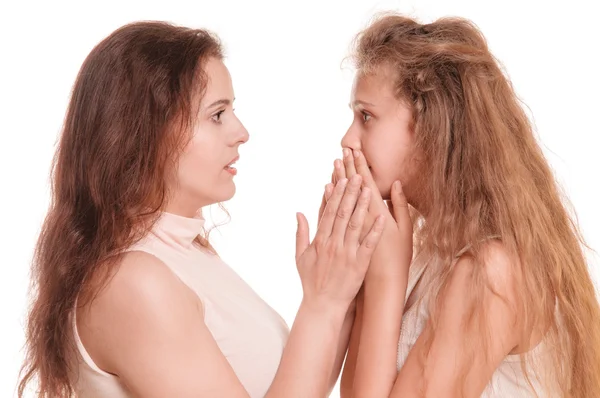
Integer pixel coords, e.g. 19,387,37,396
340,289,363,398
353,275,408,398
327,300,357,395
266,300,347,398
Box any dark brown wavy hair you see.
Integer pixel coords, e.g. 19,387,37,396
18,21,223,397
352,13,600,397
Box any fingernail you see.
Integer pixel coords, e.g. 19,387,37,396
335,159,342,169
339,178,348,187
354,150,360,158
394,180,402,192
343,148,350,158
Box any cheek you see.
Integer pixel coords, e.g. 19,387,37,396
177,138,217,188
363,141,401,180
176,135,236,202
181,138,209,170
363,136,413,194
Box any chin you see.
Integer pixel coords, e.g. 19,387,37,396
218,182,237,202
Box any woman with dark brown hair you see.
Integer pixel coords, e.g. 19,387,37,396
337,13,600,398
17,21,391,398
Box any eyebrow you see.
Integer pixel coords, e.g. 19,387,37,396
350,100,376,108
205,98,234,110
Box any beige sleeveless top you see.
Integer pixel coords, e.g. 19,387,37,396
397,244,557,397
71,211,290,397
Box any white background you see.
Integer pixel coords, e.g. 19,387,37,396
1,0,598,396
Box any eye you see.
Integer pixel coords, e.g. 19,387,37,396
211,110,225,123
361,111,372,123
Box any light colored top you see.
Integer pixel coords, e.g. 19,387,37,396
71,211,290,397
397,245,555,397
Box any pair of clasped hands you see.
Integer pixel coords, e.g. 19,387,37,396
295,148,413,313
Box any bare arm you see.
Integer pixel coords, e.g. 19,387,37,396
348,242,524,398
317,172,359,395
337,149,524,398
80,254,361,398
340,288,363,398
337,148,412,397
327,301,357,395
353,275,407,397
387,243,523,398
79,176,385,398
79,252,251,398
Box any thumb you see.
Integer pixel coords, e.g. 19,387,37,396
390,180,409,222
295,212,310,261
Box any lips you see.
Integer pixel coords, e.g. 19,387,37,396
224,155,239,176
225,156,238,168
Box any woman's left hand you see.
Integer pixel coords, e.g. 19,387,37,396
335,148,413,280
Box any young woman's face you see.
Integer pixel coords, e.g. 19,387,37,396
341,66,420,201
168,58,249,216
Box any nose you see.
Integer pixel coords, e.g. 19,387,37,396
234,116,250,145
238,125,249,144
340,123,360,151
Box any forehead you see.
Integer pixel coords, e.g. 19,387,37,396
202,58,233,101
351,65,396,101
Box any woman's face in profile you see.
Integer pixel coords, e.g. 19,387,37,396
169,58,249,213
342,66,419,201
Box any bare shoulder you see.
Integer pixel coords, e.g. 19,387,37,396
452,239,521,299
103,251,198,309
91,250,202,321
389,240,526,397
445,239,525,349
77,250,203,373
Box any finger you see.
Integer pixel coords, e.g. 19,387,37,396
343,148,358,179
318,183,334,223
353,149,388,217
390,180,412,230
334,158,346,183
295,212,310,262
331,168,337,185
314,178,348,242
344,186,371,247
331,174,363,242
326,183,334,200
356,215,386,266
352,150,378,191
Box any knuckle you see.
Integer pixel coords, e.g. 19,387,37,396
313,237,326,250
336,208,348,220
364,238,376,250
347,219,360,230
359,192,370,204
346,184,360,195
325,206,337,218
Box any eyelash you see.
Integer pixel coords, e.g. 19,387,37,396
361,111,372,123
211,110,225,123
211,108,237,124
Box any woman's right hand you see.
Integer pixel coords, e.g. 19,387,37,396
336,149,413,280
295,175,385,311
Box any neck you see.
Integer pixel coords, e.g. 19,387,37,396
165,193,212,218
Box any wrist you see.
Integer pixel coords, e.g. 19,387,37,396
299,297,348,327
